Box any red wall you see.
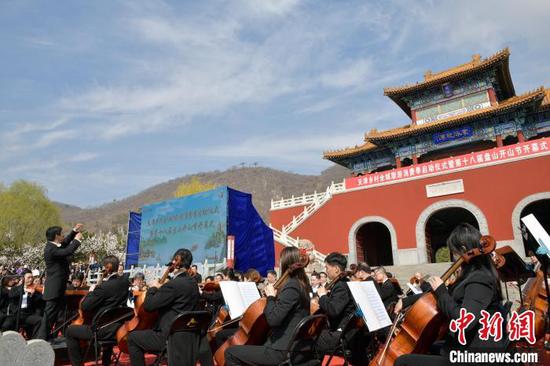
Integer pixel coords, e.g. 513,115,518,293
270,154,550,256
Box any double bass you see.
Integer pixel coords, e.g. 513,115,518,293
213,250,309,366
116,265,173,354
369,236,496,366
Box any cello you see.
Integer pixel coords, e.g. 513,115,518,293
213,250,309,366
369,235,496,366
116,265,173,354
518,262,548,342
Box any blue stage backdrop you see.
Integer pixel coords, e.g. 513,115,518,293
127,186,274,275
125,211,141,269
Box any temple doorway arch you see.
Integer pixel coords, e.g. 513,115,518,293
348,216,398,266
425,208,479,262
416,199,489,263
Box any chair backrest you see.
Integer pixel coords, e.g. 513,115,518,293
284,314,328,358
169,311,212,335
93,306,135,332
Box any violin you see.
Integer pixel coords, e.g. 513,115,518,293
214,250,310,366
201,281,221,292
116,265,173,354
369,236,497,366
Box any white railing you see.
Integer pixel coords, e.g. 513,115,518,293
85,259,227,285
271,226,326,263
271,180,346,210
278,181,345,234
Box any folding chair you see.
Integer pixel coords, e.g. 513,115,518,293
323,312,361,366
83,306,135,366
278,314,329,366
154,310,212,366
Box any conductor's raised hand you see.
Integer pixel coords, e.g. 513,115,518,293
75,232,84,241
73,223,84,232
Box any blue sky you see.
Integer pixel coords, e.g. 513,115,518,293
1,0,549,207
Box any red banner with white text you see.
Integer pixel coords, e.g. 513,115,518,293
345,137,550,190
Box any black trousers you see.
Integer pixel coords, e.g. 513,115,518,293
225,345,288,366
0,312,9,331
2,312,42,338
65,323,119,366
128,329,201,366
316,329,340,354
38,297,63,340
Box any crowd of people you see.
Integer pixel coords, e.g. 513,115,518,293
0,222,541,366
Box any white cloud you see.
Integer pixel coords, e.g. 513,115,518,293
320,59,373,88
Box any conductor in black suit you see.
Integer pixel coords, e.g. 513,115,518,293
128,248,200,366
37,224,83,340
65,255,130,366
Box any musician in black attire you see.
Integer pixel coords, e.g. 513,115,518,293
224,247,311,366
128,248,200,366
314,253,355,350
65,255,128,365
3,270,43,338
0,276,11,330
394,223,507,366
374,266,399,310
37,224,83,340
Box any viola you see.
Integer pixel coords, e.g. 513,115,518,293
369,235,497,366
214,250,310,366
116,265,173,354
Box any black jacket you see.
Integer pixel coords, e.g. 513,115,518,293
318,278,356,331
8,285,43,316
43,230,80,301
377,279,398,309
81,273,129,323
264,278,309,350
0,287,9,313
144,271,199,338
403,268,506,353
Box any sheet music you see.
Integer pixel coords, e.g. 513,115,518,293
347,281,392,331
521,214,550,258
238,281,261,311
219,281,261,319
407,283,422,295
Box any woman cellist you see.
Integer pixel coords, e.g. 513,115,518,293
223,247,311,366
392,223,507,366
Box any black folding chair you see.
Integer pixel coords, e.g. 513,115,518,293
83,306,135,366
154,310,212,366
323,312,362,366
278,314,329,366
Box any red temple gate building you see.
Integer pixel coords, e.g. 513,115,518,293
270,48,550,266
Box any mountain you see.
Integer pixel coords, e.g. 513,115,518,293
56,164,351,232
